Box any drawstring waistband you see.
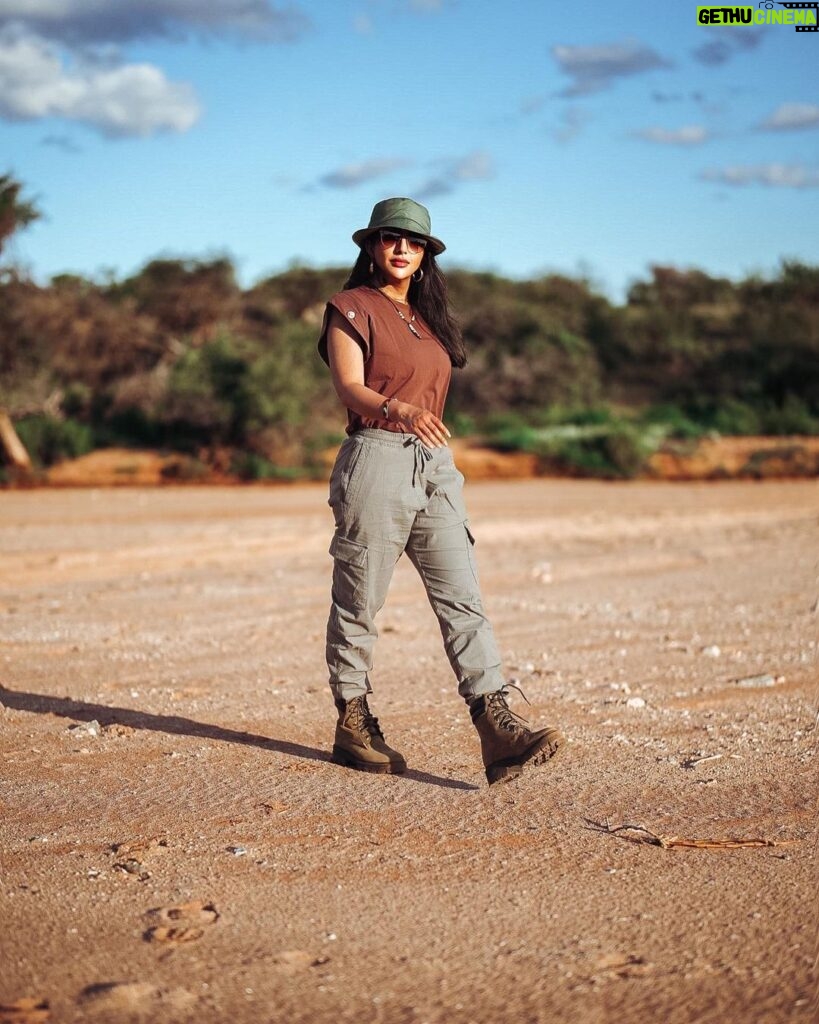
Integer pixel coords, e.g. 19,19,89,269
350,428,439,487
403,434,433,486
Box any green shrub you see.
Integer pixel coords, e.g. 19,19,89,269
543,437,616,477
638,404,706,440
480,411,532,451
482,411,654,478
97,406,162,448
15,415,94,466
601,422,650,477
230,451,310,481
160,456,210,481
760,395,819,436
681,399,762,436
162,336,246,442
448,411,477,437
709,400,762,435
61,381,92,417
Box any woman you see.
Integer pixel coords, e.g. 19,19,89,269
318,197,564,785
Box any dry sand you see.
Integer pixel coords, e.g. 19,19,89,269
0,479,817,1024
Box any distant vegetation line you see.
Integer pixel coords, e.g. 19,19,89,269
1,253,818,481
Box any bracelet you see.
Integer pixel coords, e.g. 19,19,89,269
381,397,392,421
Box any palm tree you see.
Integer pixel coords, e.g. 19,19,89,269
0,174,40,255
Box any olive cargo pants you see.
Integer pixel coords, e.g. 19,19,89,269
325,429,505,701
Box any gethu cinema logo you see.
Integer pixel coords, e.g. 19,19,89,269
697,3,818,30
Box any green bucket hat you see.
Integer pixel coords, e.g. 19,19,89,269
352,197,446,255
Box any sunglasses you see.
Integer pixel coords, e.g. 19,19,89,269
378,229,428,255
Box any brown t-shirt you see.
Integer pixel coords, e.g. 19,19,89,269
318,285,452,436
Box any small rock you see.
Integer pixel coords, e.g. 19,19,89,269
626,696,646,709
271,950,328,975
733,674,778,688
113,858,151,881
67,720,100,737
227,845,247,856
701,645,721,658
595,953,652,978
102,723,134,737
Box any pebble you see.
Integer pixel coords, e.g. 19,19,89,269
734,674,778,688
701,645,721,658
626,696,646,709
67,720,100,737
227,845,247,856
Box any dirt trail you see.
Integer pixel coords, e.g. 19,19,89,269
1,480,817,1023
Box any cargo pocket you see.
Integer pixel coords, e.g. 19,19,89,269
464,521,480,585
329,534,369,610
329,437,367,510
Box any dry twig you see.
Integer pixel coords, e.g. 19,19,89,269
682,753,723,769
585,819,800,850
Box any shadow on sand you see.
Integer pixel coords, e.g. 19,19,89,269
0,686,478,792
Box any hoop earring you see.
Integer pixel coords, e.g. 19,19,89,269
368,261,374,275
412,268,424,283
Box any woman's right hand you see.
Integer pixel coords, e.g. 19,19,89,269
393,402,451,448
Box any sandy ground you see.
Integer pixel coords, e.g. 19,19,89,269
0,479,817,1024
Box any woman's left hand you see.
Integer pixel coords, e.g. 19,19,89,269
392,401,451,448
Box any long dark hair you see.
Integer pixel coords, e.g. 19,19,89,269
343,244,466,368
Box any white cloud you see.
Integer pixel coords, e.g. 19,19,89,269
41,132,82,152
449,151,493,181
553,105,591,144
0,2,309,140
758,102,819,132
520,95,544,116
0,30,200,136
415,150,495,199
318,157,410,189
353,13,373,35
551,39,671,96
0,0,311,45
701,163,819,189
691,26,764,67
635,125,710,146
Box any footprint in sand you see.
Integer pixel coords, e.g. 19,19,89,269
78,981,197,1022
112,838,168,881
143,900,219,944
0,999,50,1024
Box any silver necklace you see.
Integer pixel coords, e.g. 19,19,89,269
382,292,421,338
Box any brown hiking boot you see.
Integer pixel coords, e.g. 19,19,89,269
470,685,564,786
331,695,407,774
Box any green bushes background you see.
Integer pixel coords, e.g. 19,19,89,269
1,257,818,479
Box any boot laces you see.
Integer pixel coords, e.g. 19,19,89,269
485,683,531,734
347,696,384,740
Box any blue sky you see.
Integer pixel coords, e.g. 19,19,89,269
1,0,818,301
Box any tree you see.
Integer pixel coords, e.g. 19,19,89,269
0,175,40,255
